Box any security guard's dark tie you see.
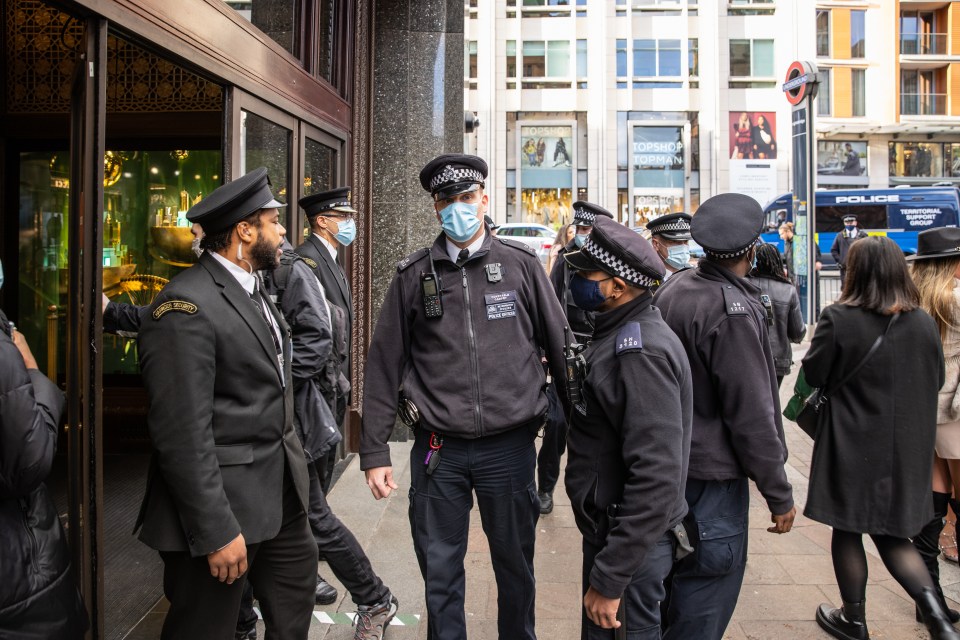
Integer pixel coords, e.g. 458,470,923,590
456,248,469,267
251,281,283,360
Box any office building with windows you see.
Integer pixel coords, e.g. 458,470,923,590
465,0,960,227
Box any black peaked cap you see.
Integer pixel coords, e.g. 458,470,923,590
647,213,692,241
186,167,286,233
300,186,357,217
691,193,765,259
564,215,665,287
572,201,614,226
419,154,488,199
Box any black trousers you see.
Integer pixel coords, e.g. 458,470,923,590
409,426,540,640
536,382,567,494
581,533,674,639
158,487,317,640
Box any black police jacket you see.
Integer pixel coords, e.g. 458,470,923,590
548,239,595,338
0,312,87,638
565,294,692,599
653,260,794,515
360,232,569,470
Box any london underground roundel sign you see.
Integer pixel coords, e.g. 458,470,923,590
783,60,819,106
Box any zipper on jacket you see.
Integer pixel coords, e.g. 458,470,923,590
461,266,482,437
19,498,40,575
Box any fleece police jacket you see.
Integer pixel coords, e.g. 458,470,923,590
653,260,794,515
565,293,692,599
360,231,569,470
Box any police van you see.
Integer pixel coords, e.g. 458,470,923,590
760,187,960,265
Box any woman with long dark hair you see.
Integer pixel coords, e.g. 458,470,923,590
749,243,804,387
910,227,960,625
803,237,956,640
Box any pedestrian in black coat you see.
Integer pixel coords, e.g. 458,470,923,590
0,308,87,638
749,243,805,386
803,236,957,640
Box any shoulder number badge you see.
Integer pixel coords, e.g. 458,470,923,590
152,300,198,320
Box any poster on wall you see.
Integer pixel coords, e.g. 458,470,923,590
520,126,573,170
818,140,868,186
729,111,778,160
729,160,778,208
519,125,574,227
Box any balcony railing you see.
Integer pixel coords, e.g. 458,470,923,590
900,33,948,55
901,93,948,115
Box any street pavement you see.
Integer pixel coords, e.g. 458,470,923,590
255,342,958,639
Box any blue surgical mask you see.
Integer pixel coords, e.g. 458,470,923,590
569,274,611,311
334,218,357,246
574,233,588,248
665,245,691,270
439,202,482,243
750,248,759,271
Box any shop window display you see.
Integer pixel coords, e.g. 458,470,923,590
889,142,944,179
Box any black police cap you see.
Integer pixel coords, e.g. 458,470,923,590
691,193,765,259
572,201,614,227
565,215,665,288
647,213,692,241
419,154,488,200
186,167,286,233
299,186,357,218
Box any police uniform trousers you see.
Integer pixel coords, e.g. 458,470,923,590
662,478,749,640
409,424,540,640
581,533,674,640
536,381,567,494
158,470,317,640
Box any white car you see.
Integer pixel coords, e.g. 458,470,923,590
496,223,555,266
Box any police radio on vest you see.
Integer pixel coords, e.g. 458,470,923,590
834,194,900,204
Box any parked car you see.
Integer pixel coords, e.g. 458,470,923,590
496,223,555,267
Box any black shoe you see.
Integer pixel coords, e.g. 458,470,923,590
235,626,257,640
916,603,960,624
315,574,338,605
917,587,960,639
538,490,553,515
815,601,869,640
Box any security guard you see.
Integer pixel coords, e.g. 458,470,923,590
361,153,569,640
296,186,356,491
563,216,692,639
540,202,614,515
654,193,797,640
647,213,694,285
135,168,317,640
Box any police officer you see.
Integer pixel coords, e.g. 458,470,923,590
654,193,797,640
538,202,614,515
563,216,692,639
296,186,356,492
361,154,569,640
647,213,694,285
830,213,868,286
135,168,317,640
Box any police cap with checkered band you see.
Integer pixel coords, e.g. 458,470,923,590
647,212,692,241
564,215,665,288
186,167,286,233
572,201,614,227
419,154,488,200
691,193,766,260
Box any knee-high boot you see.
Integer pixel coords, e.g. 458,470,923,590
913,492,960,623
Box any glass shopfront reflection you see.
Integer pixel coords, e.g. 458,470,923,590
17,148,222,379
241,109,290,205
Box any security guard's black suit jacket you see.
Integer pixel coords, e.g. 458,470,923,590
296,234,353,378
135,252,310,557
653,259,794,514
565,293,692,598
360,232,569,470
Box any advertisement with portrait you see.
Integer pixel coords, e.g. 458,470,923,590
818,140,868,187
519,125,574,226
729,111,778,160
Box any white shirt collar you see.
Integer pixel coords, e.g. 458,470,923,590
209,251,258,295
313,233,339,262
446,232,487,263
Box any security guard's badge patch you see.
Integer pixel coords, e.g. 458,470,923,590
302,257,318,269
484,291,517,320
616,322,643,355
152,300,198,320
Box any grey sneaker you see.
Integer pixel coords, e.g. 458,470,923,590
353,593,399,640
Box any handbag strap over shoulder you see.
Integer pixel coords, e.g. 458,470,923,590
827,312,900,397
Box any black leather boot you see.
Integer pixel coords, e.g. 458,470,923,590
816,600,870,640
917,587,960,639
914,492,960,624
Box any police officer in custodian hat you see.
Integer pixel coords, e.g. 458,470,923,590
653,193,797,640
563,216,693,638
646,212,694,287
135,168,317,639
360,153,570,639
